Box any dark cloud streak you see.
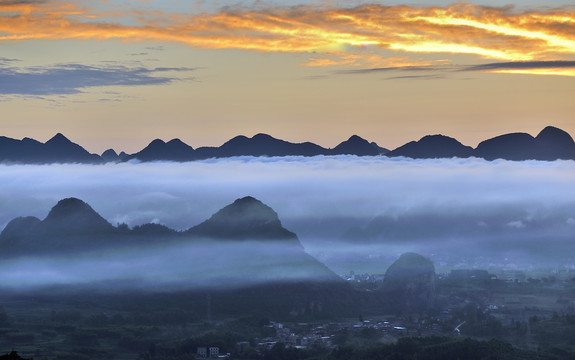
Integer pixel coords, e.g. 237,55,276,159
461,60,575,71
384,75,443,80
0,64,196,96
335,65,448,75
329,60,575,80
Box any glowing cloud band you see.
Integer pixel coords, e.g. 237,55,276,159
1,2,575,74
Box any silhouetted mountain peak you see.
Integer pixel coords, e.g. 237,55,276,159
252,133,275,141
166,138,194,151
475,132,537,161
167,138,185,145
420,134,450,142
101,148,119,162
223,134,278,148
536,126,575,148
387,134,473,159
346,135,365,143
536,126,572,142
224,135,249,144
333,135,381,156
21,137,42,145
45,133,72,145
148,139,166,147
46,198,94,219
383,253,436,311
126,138,196,161
188,196,297,240
42,197,115,235
0,216,41,241
208,196,279,226
216,133,328,157
102,148,118,157
386,253,435,275
534,126,575,160
40,133,103,163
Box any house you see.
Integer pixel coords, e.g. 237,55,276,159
209,347,220,357
196,346,220,358
197,347,207,358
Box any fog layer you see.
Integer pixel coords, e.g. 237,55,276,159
0,240,334,290
1,156,574,274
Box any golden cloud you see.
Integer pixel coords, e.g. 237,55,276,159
493,68,575,77
1,2,575,73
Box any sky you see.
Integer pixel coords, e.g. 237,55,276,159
0,0,574,154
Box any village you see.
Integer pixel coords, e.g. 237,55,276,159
192,267,575,358
195,316,444,358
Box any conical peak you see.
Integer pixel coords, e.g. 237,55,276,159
148,139,166,146
166,138,194,150
217,196,278,223
0,216,41,239
167,138,185,145
346,135,366,142
46,133,71,145
101,148,118,158
252,133,275,140
42,197,114,234
45,198,98,221
396,252,433,266
188,196,297,241
536,126,574,144
384,253,436,281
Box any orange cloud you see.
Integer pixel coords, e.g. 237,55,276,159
303,53,433,68
493,68,575,77
1,2,575,74
305,57,357,67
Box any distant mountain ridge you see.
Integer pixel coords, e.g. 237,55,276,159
475,126,575,161
124,133,389,161
386,134,474,159
0,133,102,164
0,196,340,286
1,126,574,163
187,196,300,242
0,196,302,254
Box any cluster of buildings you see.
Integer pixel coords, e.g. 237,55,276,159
342,271,385,283
248,318,445,354
254,322,334,351
196,347,229,359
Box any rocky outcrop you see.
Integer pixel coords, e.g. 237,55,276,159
382,253,436,313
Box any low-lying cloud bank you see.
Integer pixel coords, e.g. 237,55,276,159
1,156,574,273
0,240,329,290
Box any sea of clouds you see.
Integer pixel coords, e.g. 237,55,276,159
1,156,574,277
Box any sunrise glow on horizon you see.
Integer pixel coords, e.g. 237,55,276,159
0,0,574,153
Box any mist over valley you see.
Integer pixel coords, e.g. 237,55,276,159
1,156,574,277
